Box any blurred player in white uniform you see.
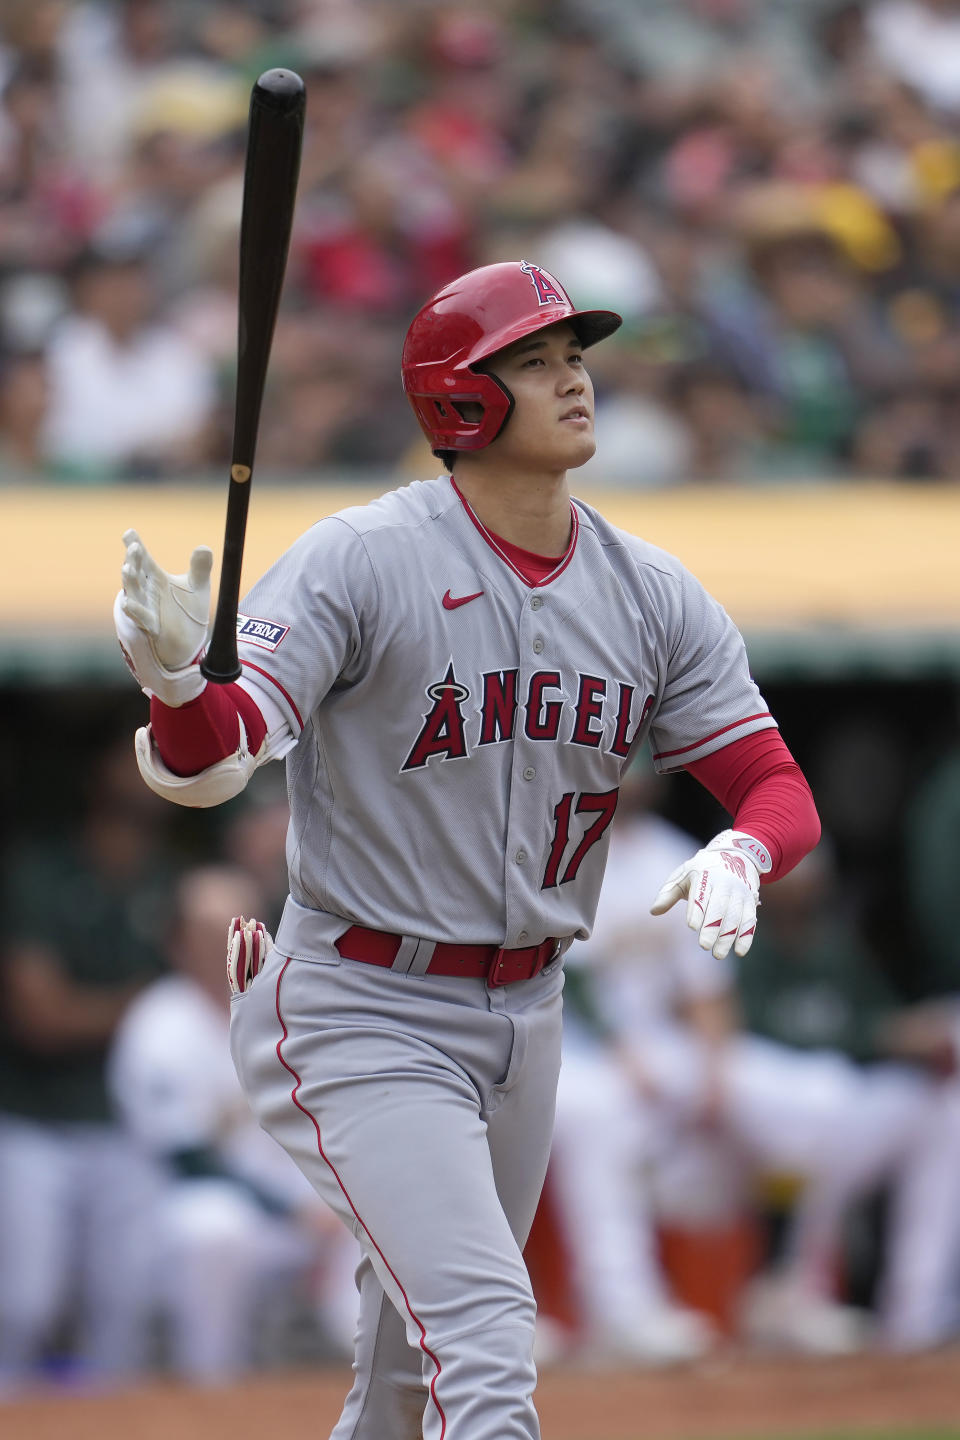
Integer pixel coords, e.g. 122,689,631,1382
109,865,359,1381
113,261,822,1440
550,770,735,1364
738,843,960,1352
552,768,960,1358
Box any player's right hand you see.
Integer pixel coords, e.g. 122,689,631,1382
115,530,212,706
227,915,274,995
650,829,770,960
120,529,212,669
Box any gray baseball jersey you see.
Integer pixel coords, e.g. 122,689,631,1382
235,473,775,953
229,471,777,1440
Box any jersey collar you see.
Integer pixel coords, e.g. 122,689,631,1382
448,475,579,588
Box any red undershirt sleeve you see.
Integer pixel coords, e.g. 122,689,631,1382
685,729,821,882
150,685,268,777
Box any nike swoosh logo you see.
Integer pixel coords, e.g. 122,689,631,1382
442,589,484,610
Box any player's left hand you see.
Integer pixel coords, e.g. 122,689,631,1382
227,915,274,996
650,829,771,960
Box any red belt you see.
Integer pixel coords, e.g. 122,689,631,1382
335,925,559,988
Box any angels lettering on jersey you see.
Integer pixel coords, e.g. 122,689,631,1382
402,661,654,772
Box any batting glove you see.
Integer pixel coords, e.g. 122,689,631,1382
115,529,212,706
227,915,274,996
650,829,771,960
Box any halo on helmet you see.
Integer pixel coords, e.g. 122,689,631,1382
401,260,622,459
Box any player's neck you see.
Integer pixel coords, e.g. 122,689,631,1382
451,463,572,556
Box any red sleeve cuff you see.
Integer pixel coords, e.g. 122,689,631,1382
150,683,268,777
685,729,821,881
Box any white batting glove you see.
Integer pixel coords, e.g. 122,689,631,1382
226,916,274,996
115,529,212,706
650,829,771,960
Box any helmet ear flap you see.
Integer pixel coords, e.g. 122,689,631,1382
407,368,514,454
479,370,514,442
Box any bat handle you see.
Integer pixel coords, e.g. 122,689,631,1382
200,469,252,683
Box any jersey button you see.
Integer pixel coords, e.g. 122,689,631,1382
532,637,544,654
515,848,527,864
522,766,536,781
530,596,543,610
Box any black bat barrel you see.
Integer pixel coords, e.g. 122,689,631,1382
202,69,306,685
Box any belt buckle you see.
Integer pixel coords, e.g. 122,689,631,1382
487,946,513,989
487,943,547,988
487,938,561,989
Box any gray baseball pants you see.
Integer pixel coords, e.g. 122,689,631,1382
230,944,564,1440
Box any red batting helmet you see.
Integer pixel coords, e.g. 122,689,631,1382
401,260,622,457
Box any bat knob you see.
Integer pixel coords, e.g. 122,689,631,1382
254,68,306,114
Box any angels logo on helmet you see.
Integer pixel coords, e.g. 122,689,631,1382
519,261,569,308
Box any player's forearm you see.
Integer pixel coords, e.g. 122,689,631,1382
150,683,268,776
686,729,821,881
730,764,820,880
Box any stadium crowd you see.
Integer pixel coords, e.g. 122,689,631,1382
1,0,960,482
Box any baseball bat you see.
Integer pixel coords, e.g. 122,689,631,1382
201,68,306,684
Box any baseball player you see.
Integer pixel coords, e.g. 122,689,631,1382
114,260,820,1440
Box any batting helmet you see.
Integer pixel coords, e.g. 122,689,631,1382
401,261,622,457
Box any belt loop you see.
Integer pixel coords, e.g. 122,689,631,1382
392,936,437,975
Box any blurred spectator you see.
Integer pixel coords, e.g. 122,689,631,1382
0,350,50,475
867,0,960,116
701,218,872,476
108,864,358,1381
0,738,172,1386
42,240,217,479
55,0,219,185
592,0,826,102
0,55,98,272
575,321,696,488
852,386,959,480
668,360,777,482
406,9,513,197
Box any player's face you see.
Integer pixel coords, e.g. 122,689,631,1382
484,321,596,472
